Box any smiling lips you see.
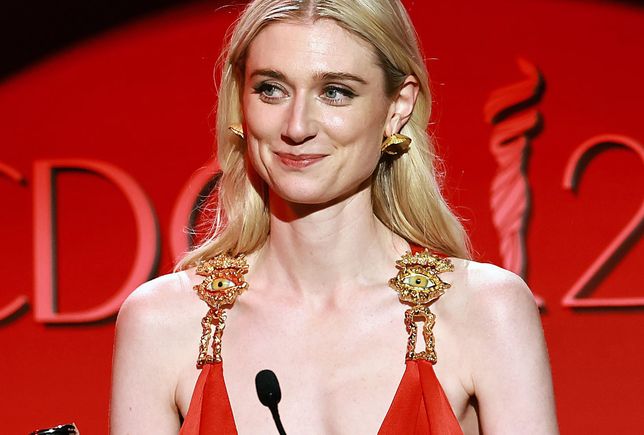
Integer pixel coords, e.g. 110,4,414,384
275,152,327,169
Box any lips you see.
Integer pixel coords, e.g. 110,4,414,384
275,152,327,169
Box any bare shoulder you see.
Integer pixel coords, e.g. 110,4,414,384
446,258,539,326
116,272,200,362
443,262,558,433
438,257,544,362
119,270,198,311
117,269,202,328
114,268,206,374
111,269,206,433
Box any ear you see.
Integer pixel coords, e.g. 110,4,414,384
384,75,420,137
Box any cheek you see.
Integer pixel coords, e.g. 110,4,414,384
245,137,270,181
324,105,388,155
243,99,286,148
240,99,269,175
242,94,265,135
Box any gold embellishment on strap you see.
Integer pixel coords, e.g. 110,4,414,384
389,249,454,363
194,253,248,367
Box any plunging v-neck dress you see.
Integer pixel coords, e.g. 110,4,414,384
179,245,463,434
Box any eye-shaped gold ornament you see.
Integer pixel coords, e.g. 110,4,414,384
389,248,454,363
210,278,236,291
194,253,248,366
402,273,433,289
389,250,453,305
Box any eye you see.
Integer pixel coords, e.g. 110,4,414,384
324,88,341,99
210,278,236,291
402,273,434,289
320,86,356,105
253,82,287,102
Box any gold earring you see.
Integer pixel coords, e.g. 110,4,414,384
228,124,244,139
381,133,412,156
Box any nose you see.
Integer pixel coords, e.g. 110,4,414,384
282,92,317,145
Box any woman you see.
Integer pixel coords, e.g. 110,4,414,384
110,0,558,433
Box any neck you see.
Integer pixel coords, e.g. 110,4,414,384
250,186,409,300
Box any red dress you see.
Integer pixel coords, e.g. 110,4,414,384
180,245,463,434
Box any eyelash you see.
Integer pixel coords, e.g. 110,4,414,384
251,82,357,105
321,86,356,105
252,82,285,103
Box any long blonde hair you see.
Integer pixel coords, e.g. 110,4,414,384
176,0,470,270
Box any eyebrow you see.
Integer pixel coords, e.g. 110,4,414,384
249,69,286,81
249,69,368,85
314,71,368,84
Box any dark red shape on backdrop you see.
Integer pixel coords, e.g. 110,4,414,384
561,134,644,307
0,162,29,320
484,58,544,305
32,159,160,322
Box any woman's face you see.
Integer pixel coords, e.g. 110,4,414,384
242,19,396,206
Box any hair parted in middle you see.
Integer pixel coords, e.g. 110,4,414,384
176,0,470,270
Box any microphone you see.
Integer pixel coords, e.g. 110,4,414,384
255,369,287,435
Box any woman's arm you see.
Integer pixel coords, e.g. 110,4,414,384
464,264,559,434
110,275,183,434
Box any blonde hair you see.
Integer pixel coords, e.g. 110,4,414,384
176,0,469,270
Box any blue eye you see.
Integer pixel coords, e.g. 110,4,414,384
324,88,340,99
253,82,287,102
321,86,355,104
261,84,278,96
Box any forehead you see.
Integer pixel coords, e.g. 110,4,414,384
245,19,381,80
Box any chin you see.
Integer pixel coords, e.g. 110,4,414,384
271,184,337,206
268,176,369,209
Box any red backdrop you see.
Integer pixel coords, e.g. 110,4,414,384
1,0,642,433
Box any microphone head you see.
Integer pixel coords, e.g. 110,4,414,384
255,369,282,408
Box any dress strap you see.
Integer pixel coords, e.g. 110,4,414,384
193,253,249,367
389,244,454,363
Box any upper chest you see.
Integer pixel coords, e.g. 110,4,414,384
174,282,473,433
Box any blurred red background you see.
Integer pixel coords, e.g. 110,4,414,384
0,0,642,433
